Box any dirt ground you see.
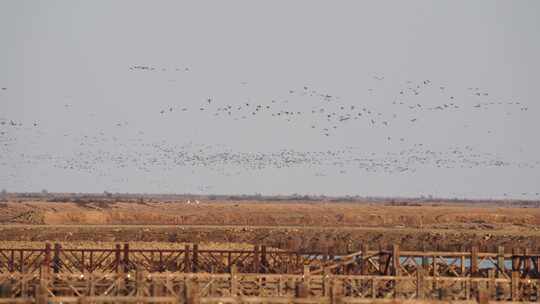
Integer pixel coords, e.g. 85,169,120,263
2,199,540,228
1,197,540,253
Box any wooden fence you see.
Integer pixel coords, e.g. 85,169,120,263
1,244,540,279
0,265,539,302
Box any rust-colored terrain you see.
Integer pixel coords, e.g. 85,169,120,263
1,194,540,253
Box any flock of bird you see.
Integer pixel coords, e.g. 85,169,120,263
129,65,190,72
0,67,538,198
142,71,529,138
48,141,538,175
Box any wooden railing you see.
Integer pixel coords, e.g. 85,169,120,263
1,243,540,279
0,266,539,302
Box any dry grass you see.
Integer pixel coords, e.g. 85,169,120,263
0,200,537,229
2,200,540,253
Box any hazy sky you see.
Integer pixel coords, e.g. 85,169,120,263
1,1,539,199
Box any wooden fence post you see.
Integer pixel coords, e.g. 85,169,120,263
8,250,14,273
20,257,28,296
37,263,50,304
422,254,429,274
261,245,267,273
323,267,331,296
123,243,130,273
323,245,329,263
295,281,309,298
44,243,51,269
296,267,310,299
87,272,95,297
471,246,479,275
303,265,311,292
19,250,24,273
184,279,200,304
361,244,369,275
392,244,401,298
511,271,520,301
330,279,343,304
465,278,471,300
487,268,495,299
351,243,360,274
416,267,425,299
497,246,505,278
117,267,126,295
40,263,50,284
53,243,61,273
432,254,438,291
392,244,401,276
460,254,466,275
136,267,145,297
115,244,121,273
253,245,260,273
151,274,163,297
329,245,335,261
184,244,190,272
371,277,377,299
537,250,540,279
478,287,489,304
227,252,233,273
524,248,531,275
379,249,389,275
35,280,48,304
512,248,520,271
230,264,239,296
470,246,479,298
192,243,198,273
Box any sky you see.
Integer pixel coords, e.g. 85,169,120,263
1,1,539,199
